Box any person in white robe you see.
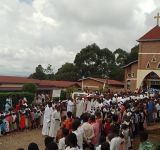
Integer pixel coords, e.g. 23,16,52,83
83,98,88,113
86,98,91,112
42,102,53,136
67,99,74,113
49,105,61,138
76,98,85,118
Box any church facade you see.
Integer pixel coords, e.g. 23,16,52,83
124,23,160,91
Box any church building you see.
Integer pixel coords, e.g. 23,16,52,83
124,13,160,91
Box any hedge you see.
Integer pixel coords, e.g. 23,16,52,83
0,92,35,111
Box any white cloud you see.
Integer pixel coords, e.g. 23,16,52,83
0,0,159,76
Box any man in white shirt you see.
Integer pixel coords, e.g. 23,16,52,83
58,128,69,150
72,119,84,150
110,136,123,150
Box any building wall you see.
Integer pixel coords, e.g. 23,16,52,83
130,80,137,91
138,54,160,69
124,63,138,91
0,84,23,88
139,41,160,53
82,79,103,90
82,79,124,92
109,85,124,92
138,42,160,69
137,41,160,89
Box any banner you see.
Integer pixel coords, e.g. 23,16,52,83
52,89,61,97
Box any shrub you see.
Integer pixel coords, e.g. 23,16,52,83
22,83,37,93
60,90,67,100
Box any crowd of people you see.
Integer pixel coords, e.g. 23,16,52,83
0,95,46,136
0,91,160,150
41,91,159,150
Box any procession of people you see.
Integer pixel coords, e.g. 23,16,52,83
41,90,159,150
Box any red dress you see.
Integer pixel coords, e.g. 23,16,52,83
15,104,20,112
20,114,25,129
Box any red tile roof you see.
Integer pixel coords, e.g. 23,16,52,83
108,79,124,85
39,80,81,88
138,25,160,42
81,77,124,86
0,76,39,84
0,76,81,88
122,60,138,68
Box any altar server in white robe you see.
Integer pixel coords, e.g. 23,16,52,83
76,98,85,118
86,98,92,112
49,105,61,138
42,102,52,136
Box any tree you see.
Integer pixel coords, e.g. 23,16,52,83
22,83,37,93
125,45,138,64
54,63,79,81
114,48,128,66
44,64,54,80
74,43,115,78
29,65,46,80
108,64,124,81
29,64,54,80
97,48,115,78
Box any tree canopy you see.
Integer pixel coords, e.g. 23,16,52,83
54,63,79,81
29,43,138,81
29,64,54,80
125,45,138,64
74,43,115,78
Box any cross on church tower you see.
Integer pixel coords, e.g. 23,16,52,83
154,13,160,26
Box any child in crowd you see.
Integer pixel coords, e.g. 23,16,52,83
63,111,74,132
12,112,17,131
19,112,25,131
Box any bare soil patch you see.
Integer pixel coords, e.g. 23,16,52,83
0,129,45,150
0,124,160,150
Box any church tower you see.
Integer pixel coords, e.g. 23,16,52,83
136,13,160,89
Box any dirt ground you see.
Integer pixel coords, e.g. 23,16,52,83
0,129,45,150
0,124,160,150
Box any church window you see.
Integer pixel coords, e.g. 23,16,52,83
146,62,150,69
131,73,134,78
128,73,131,78
151,56,156,62
157,63,160,69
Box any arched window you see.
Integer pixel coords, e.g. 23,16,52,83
157,63,160,69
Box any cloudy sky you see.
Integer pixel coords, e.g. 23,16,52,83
0,0,160,76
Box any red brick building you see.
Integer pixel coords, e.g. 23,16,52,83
80,77,124,92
